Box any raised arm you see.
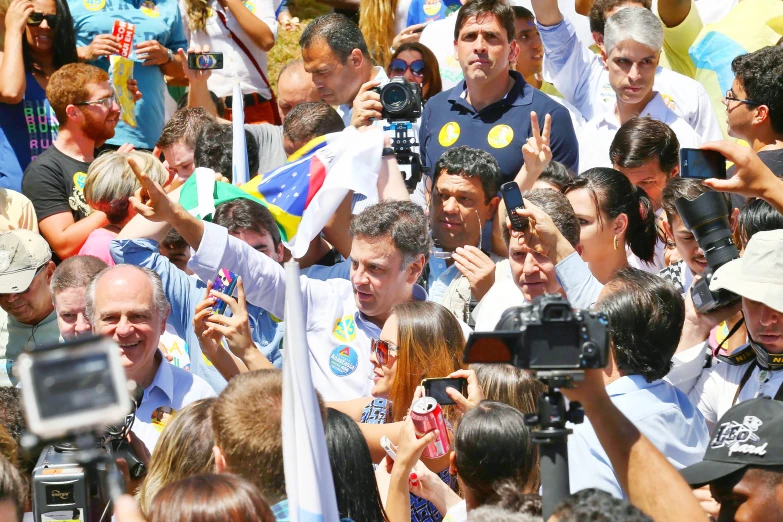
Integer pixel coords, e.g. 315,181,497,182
0,0,34,103
223,0,277,51
531,0,564,26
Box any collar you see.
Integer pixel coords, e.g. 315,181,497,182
605,374,658,397
449,70,532,113
597,92,666,130
143,355,175,404
355,284,428,330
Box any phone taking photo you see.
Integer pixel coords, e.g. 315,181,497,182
212,268,238,315
679,148,727,180
501,181,527,231
188,52,224,70
422,377,468,406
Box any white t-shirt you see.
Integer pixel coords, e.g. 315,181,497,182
693,0,738,24
472,260,526,331
395,0,414,34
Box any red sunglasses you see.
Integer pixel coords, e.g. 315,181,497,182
371,338,399,366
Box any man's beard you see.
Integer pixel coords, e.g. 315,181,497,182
80,110,116,144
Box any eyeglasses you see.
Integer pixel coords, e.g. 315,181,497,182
75,91,119,110
723,89,761,107
27,12,57,27
389,59,426,78
371,338,399,366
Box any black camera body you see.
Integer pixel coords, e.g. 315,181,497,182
371,77,423,121
464,294,610,371
675,190,740,313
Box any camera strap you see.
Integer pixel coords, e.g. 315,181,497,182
730,339,783,406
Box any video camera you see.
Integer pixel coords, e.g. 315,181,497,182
464,294,610,375
675,190,740,313
372,77,424,192
17,336,144,522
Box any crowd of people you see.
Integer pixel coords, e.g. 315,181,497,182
1,0,783,520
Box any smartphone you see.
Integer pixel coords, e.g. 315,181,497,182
680,148,727,180
422,377,467,406
188,52,224,70
380,436,397,461
212,268,238,315
501,181,527,231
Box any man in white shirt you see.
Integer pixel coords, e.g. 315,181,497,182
576,7,702,173
85,264,215,451
300,14,389,128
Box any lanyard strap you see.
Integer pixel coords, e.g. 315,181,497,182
215,10,282,125
731,361,783,406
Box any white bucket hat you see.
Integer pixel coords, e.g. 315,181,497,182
710,229,783,314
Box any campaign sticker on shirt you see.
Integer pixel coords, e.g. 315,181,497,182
201,352,215,367
423,0,442,16
140,0,160,17
83,0,105,11
243,0,256,13
439,122,460,147
151,406,176,432
487,124,514,148
661,93,677,111
329,345,358,377
332,315,357,343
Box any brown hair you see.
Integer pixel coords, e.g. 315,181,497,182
157,107,216,150
181,0,211,32
0,453,25,522
137,399,216,516
148,474,275,522
387,301,465,424
46,63,109,125
390,42,443,101
212,370,326,503
455,0,516,42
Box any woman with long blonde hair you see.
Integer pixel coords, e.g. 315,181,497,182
136,399,216,516
359,0,398,67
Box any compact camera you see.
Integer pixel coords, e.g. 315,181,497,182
463,294,610,371
675,190,740,313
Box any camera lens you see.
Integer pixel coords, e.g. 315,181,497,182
674,191,738,269
381,84,410,117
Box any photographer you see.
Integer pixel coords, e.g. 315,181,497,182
567,268,709,496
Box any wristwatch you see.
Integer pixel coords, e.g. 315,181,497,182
165,48,174,64
382,147,395,157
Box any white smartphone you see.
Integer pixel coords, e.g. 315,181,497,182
380,435,397,461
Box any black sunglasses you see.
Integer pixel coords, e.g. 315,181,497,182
27,12,57,27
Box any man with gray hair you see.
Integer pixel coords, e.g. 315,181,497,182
577,7,702,172
85,264,215,451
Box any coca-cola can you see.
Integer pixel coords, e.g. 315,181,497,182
410,396,450,458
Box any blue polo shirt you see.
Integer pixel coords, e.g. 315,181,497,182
419,71,579,182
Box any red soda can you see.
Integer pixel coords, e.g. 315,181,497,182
410,397,450,458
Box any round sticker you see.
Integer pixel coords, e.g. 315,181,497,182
243,0,256,13
151,406,176,432
72,171,87,191
333,316,357,343
438,122,460,147
423,0,442,16
84,0,105,10
329,345,358,377
140,0,160,17
487,124,514,148
661,93,677,111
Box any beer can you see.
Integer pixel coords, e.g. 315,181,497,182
410,396,450,458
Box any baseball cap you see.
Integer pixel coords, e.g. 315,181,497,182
0,230,52,294
681,397,783,488
710,229,783,314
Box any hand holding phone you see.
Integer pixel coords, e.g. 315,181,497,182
501,181,527,231
680,148,727,180
188,52,224,70
211,268,238,315
422,377,468,406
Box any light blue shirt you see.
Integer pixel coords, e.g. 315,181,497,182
566,374,709,498
426,255,461,306
110,238,284,393
68,0,188,148
554,252,604,310
133,356,216,452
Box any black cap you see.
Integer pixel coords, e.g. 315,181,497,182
681,397,783,488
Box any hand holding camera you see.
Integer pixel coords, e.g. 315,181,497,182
351,79,384,129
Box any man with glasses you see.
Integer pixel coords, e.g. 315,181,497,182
21,64,120,262
724,47,783,184
0,230,60,386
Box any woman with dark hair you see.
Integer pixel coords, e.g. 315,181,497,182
0,0,78,190
387,42,442,101
325,408,388,522
147,474,275,522
564,168,657,284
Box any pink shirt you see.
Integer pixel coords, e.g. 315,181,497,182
78,228,118,266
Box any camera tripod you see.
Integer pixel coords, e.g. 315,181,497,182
524,372,586,520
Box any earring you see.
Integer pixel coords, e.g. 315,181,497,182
613,235,619,251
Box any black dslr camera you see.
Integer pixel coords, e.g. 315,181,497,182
675,190,740,313
463,294,610,372
372,77,423,192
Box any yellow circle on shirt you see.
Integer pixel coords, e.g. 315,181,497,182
333,315,357,343
487,124,514,148
438,122,460,147
84,0,105,10
243,0,256,13
423,0,442,16
73,172,87,191
140,0,161,17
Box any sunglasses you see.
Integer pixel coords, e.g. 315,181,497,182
371,338,399,366
75,91,120,110
27,12,57,27
389,59,425,78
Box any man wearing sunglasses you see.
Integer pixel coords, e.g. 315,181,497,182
0,230,61,386
724,47,783,186
21,63,120,262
